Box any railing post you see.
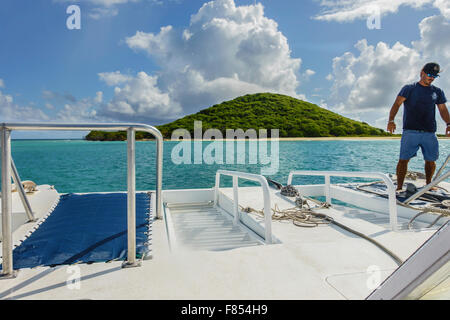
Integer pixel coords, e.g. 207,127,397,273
123,127,140,268
11,158,35,222
215,170,273,244
155,136,163,219
1,127,16,278
324,175,331,204
214,172,220,207
233,176,239,225
262,179,272,244
433,155,450,181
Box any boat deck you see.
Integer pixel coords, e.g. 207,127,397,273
1,185,443,300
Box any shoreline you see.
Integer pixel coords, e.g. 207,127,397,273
165,136,448,141
81,136,450,142
133,136,450,141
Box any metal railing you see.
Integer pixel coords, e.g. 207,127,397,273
404,170,450,204
214,170,272,244
433,155,450,182
1,123,163,277
11,158,35,222
287,170,398,231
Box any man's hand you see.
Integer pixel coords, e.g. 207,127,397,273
446,125,450,137
387,121,396,134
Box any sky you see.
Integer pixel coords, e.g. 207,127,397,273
0,0,449,138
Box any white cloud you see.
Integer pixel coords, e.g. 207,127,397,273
55,100,98,122
104,0,304,123
313,0,445,22
328,39,422,112
0,89,50,122
433,0,450,18
325,13,450,131
99,71,133,86
0,78,49,121
99,71,182,121
88,7,119,19
95,91,103,103
302,69,316,82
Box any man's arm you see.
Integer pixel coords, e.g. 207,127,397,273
437,103,450,136
387,96,406,134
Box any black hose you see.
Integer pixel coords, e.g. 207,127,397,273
315,213,403,266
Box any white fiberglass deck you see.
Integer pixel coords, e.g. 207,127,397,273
1,184,446,300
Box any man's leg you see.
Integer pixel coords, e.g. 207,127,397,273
421,132,439,186
425,160,436,185
396,159,409,191
398,130,418,191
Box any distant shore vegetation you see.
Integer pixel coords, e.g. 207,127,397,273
86,93,391,141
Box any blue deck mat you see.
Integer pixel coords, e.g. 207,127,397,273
8,192,151,269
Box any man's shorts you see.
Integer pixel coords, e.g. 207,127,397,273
400,129,439,161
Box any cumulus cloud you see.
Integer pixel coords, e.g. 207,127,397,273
0,89,49,122
99,71,182,121
95,91,103,103
103,0,303,123
325,13,450,131
55,100,99,122
313,0,446,22
0,87,101,124
328,39,421,111
88,6,119,19
42,89,101,122
98,71,133,86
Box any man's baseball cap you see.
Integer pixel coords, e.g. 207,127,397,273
422,62,440,76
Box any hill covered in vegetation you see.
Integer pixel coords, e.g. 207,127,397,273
86,93,390,140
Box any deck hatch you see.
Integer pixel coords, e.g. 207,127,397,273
5,192,151,269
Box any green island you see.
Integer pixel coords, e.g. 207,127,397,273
85,93,392,140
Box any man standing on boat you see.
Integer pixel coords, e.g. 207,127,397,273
387,62,450,191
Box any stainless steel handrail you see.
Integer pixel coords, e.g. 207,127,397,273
433,155,450,182
404,170,450,205
287,170,398,231
1,122,163,277
214,170,272,244
11,158,36,222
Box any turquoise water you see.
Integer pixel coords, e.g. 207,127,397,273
7,139,450,193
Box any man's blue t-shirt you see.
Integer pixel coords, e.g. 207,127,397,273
398,82,447,132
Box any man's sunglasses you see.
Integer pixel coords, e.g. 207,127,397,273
426,73,439,78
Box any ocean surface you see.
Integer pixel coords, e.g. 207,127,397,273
7,139,450,193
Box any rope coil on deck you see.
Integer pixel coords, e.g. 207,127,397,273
241,184,332,228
